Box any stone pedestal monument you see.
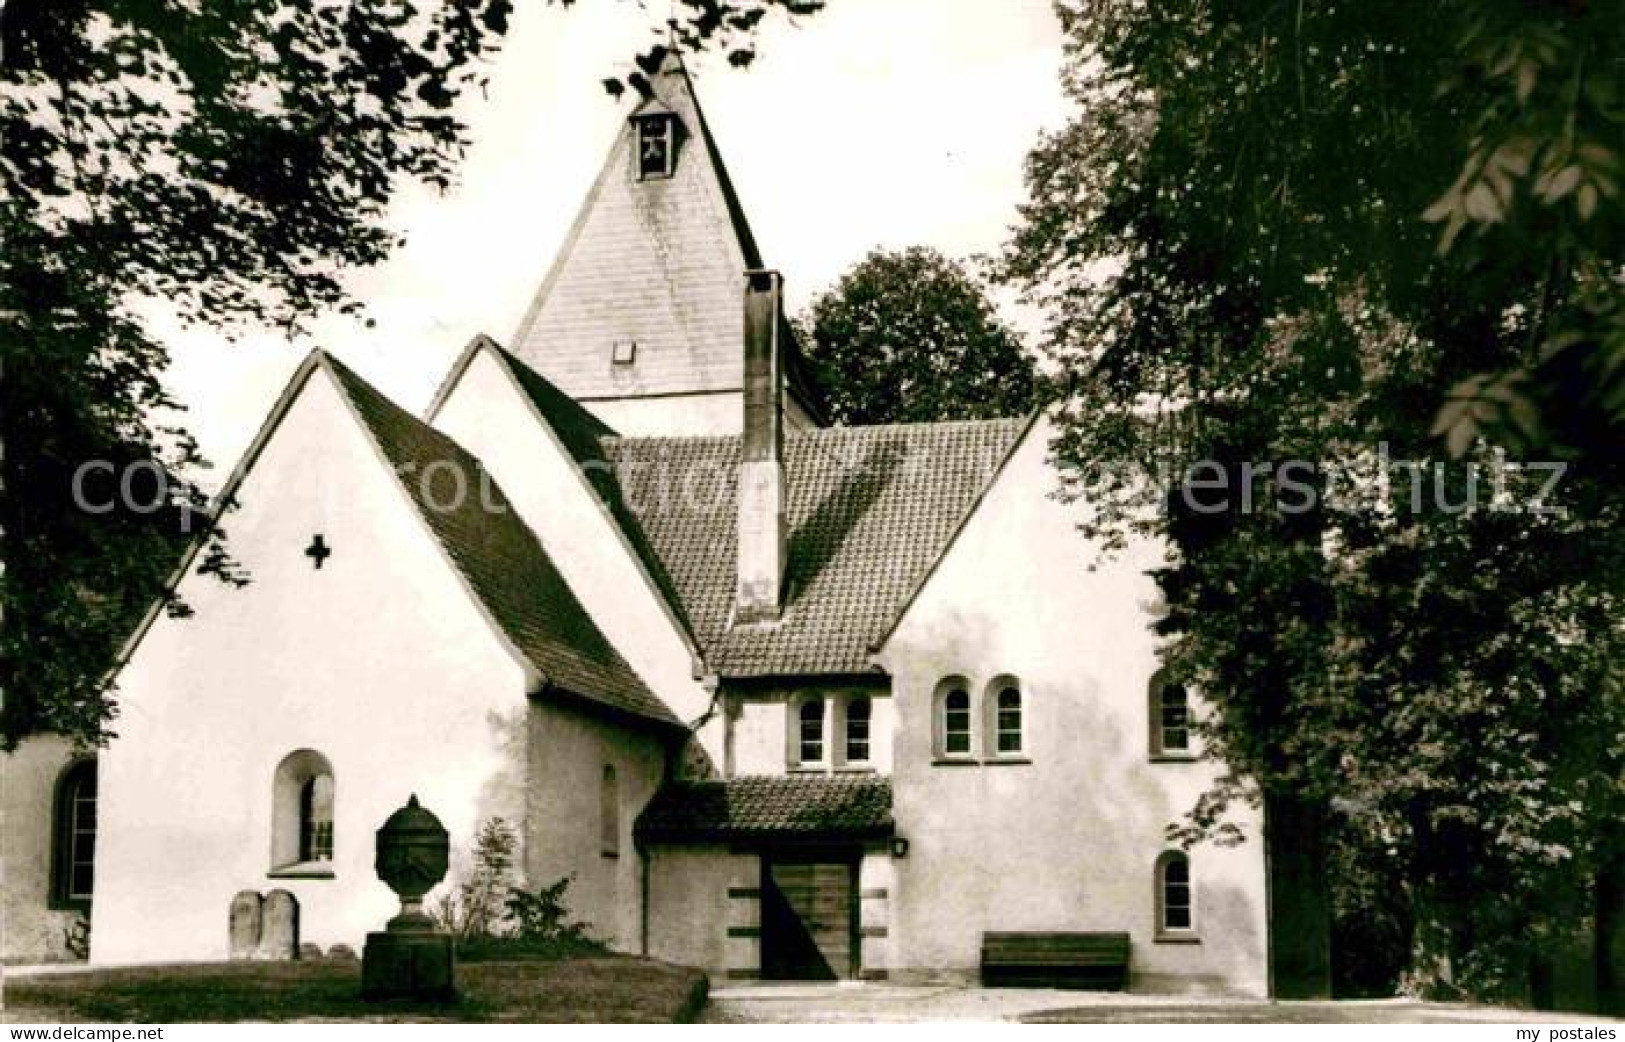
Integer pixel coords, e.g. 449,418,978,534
361,795,455,1001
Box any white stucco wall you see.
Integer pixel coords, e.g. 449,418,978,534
877,418,1269,995
646,847,758,975
92,369,531,964
523,699,668,952
1,735,90,963
433,349,721,772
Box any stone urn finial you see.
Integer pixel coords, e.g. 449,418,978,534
363,795,455,1001
374,793,449,931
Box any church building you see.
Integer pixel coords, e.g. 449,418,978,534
2,51,1309,994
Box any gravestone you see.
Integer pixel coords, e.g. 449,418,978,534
259,889,300,960
228,891,263,960
300,943,325,961
328,943,358,961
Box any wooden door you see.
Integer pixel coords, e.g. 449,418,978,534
761,859,856,980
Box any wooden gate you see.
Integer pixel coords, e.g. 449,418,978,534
761,858,857,980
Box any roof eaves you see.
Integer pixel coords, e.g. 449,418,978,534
542,680,691,738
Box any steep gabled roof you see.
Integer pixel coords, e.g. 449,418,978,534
425,334,703,649
488,341,702,644
598,417,1033,677
635,775,894,842
507,48,821,420
115,350,680,733
322,354,682,731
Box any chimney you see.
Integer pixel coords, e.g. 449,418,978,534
736,269,786,624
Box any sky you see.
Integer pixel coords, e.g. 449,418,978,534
158,0,1071,481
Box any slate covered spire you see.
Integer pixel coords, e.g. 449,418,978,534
509,47,818,425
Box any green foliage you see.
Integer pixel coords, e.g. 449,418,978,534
432,819,600,961
431,817,518,942
507,875,593,946
0,0,822,749
1002,0,1624,998
1328,806,1411,998
456,877,602,962
796,246,1038,425
4,958,707,1022
1418,4,1625,458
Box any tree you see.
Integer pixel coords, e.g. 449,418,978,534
0,0,823,749
796,246,1038,425
1002,0,1623,1001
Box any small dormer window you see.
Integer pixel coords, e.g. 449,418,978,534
635,113,678,180
611,340,637,366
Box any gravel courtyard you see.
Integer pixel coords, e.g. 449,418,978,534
701,983,1621,1024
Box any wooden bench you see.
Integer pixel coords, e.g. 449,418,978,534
980,931,1131,990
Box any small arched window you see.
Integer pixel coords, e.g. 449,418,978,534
272,750,334,875
798,697,825,765
1156,851,1195,936
601,765,620,858
51,760,98,909
1151,675,1193,758
845,696,872,764
991,681,1023,756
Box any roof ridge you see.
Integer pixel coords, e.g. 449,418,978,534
668,51,763,270
602,414,1028,448
597,415,1035,676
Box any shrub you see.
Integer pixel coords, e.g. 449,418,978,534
430,817,517,942
430,818,604,961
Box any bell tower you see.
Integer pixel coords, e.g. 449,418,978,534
508,48,821,436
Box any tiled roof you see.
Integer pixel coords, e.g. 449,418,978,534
324,354,682,732
635,775,894,842
599,417,1032,677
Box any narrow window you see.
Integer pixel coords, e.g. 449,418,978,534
601,765,620,857
799,697,825,764
845,696,872,764
1158,852,1195,934
1158,683,1190,755
51,760,97,908
994,684,1023,755
943,688,971,756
